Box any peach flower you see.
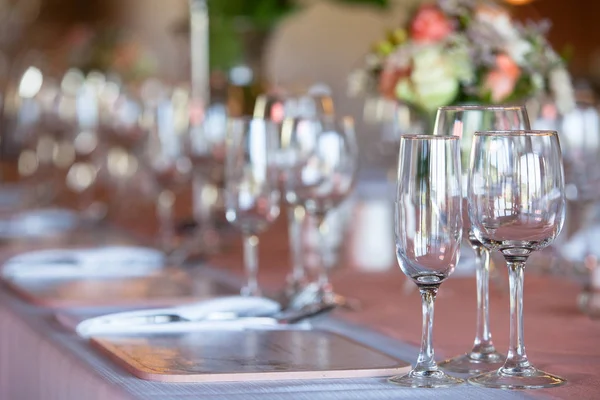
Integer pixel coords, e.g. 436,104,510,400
410,5,453,43
484,54,521,102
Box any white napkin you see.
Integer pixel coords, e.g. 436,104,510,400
0,208,79,239
2,246,165,279
75,296,283,337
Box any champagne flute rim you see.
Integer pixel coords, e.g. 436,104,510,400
437,105,526,112
474,130,557,137
400,134,460,141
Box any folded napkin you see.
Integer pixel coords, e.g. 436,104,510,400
0,208,79,239
75,296,283,337
2,246,165,280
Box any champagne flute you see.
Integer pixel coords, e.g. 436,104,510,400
468,130,566,389
285,116,358,306
390,135,464,388
434,105,530,373
225,117,281,296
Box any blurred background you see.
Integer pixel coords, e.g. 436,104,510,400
2,0,597,122
0,0,598,271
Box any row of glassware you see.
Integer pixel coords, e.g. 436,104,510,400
0,66,359,301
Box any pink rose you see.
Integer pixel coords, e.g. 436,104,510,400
410,5,453,43
484,54,521,102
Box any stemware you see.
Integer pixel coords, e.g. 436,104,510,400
390,135,464,388
187,103,228,253
434,105,530,374
468,130,566,389
253,92,309,294
276,116,309,295
274,88,337,298
225,117,281,296
142,86,193,253
284,116,358,306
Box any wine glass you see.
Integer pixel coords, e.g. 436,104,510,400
468,130,566,389
225,117,281,296
284,116,358,306
274,88,337,299
390,135,464,388
434,105,530,374
187,103,228,254
142,86,193,253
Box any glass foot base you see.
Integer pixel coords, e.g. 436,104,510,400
468,367,567,389
439,351,505,374
389,369,465,388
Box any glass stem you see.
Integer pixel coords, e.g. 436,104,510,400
472,244,495,354
503,259,532,374
192,172,216,248
316,215,333,299
415,287,439,373
242,234,261,297
287,205,306,285
157,190,176,252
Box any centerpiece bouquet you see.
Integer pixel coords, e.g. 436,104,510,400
349,0,575,119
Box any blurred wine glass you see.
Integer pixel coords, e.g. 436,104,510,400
141,85,193,253
187,102,228,253
97,80,153,220
225,117,280,296
284,115,358,307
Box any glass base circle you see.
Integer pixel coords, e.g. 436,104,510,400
439,351,505,374
468,367,567,389
388,369,465,388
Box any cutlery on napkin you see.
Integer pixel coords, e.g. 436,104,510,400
1,246,165,279
75,296,333,337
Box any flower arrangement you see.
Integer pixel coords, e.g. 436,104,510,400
349,0,575,116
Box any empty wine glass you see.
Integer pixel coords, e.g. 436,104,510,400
434,105,530,374
390,135,464,388
468,130,566,389
284,116,358,306
225,117,281,296
276,117,309,295
185,103,228,256
142,87,193,253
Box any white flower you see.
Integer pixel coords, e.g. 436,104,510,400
549,68,576,114
396,45,459,111
475,7,531,63
531,72,545,91
506,39,533,65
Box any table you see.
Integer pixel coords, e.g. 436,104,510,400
1,217,599,399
